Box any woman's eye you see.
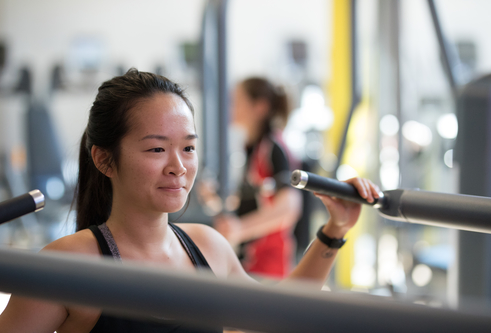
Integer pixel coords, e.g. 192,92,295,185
184,146,195,152
149,148,165,153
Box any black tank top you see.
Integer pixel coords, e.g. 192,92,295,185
88,223,222,333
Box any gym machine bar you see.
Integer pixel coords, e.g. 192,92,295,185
0,248,490,332
291,170,491,234
0,190,45,225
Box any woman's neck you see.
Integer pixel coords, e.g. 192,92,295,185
104,205,171,253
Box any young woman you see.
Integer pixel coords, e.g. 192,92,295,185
213,77,301,279
0,69,380,333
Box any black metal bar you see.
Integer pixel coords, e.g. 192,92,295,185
0,190,44,224
334,0,361,175
427,0,460,99
217,0,229,200
0,248,491,332
200,1,219,174
378,189,491,234
199,0,229,200
393,0,403,188
291,170,382,207
291,170,491,234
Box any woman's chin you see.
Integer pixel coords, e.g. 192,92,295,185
167,206,186,214
160,200,188,214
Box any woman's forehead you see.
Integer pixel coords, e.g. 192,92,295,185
128,94,195,135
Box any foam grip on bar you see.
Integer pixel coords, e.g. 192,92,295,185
0,190,45,224
290,170,383,207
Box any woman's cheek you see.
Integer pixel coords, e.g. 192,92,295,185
187,158,199,180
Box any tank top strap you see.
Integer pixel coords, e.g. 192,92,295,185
88,223,122,261
169,223,213,273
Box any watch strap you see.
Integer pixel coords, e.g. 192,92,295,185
316,225,346,249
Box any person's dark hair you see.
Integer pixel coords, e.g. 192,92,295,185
76,68,194,231
241,77,290,136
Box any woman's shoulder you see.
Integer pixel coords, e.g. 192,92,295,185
173,223,224,248
173,223,247,278
41,228,101,256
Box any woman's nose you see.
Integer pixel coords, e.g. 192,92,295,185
165,151,186,176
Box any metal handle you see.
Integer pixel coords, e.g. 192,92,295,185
0,189,45,224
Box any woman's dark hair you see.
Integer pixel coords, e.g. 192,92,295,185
241,77,290,136
75,68,193,231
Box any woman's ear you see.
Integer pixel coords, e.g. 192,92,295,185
91,145,114,177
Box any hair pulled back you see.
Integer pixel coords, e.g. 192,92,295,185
241,77,290,136
76,68,193,231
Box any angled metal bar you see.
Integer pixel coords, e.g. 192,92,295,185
427,0,461,99
334,0,361,175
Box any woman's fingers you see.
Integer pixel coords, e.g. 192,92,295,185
367,179,382,198
317,177,381,207
346,177,383,203
314,192,335,210
345,177,369,202
363,178,375,203
314,177,380,233
315,192,358,213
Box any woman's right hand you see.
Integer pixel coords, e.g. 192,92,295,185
315,177,381,238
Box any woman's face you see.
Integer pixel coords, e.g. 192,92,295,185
110,93,198,214
231,84,256,129
231,84,270,144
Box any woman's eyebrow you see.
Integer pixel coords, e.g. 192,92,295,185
186,134,199,140
140,134,198,141
140,134,169,141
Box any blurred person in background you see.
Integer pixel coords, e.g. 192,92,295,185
213,78,302,279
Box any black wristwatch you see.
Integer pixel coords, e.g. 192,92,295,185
316,225,347,249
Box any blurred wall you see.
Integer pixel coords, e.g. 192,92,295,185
228,0,330,86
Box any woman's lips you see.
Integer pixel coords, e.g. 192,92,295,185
158,186,184,192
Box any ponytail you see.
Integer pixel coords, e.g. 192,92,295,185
270,85,289,129
75,130,112,231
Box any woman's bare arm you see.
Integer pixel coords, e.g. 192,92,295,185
0,295,67,333
0,230,101,332
283,177,380,288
